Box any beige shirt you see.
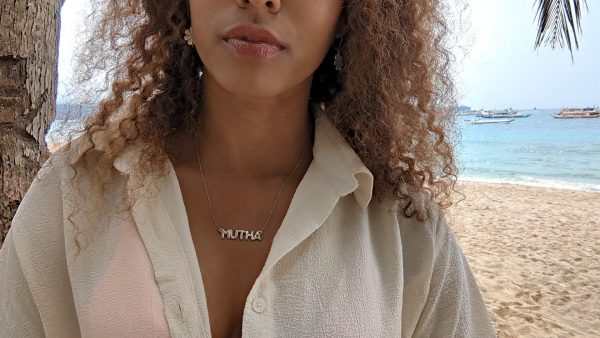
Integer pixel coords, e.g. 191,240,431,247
0,110,496,337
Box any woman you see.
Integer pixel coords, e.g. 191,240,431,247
0,0,495,337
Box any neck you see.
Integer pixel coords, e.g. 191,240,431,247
194,73,315,180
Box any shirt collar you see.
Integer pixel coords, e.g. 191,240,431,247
113,108,374,209
311,108,374,209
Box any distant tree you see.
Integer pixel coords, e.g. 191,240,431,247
534,0,588,57
0,0,64,245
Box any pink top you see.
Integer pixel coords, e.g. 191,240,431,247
83,212,170,337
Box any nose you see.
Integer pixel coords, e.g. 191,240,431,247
236,0,281,13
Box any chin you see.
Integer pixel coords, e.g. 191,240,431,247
218,70,291,99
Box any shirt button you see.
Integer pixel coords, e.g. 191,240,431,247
252,298,266,313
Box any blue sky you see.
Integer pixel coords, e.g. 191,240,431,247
454,0,599,110
57,0,599,109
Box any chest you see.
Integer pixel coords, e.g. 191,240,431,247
153,161,409,337
175,166,297,337
190,229,273,338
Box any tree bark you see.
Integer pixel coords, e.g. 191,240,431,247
0,0,64,246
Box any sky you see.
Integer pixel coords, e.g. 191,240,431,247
453,0,599,110
57,0,599,110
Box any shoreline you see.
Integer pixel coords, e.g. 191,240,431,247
448,181,600,337
458,177,600,193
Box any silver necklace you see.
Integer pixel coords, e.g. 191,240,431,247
194,123,311,241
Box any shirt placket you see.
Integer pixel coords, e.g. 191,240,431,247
130,183,205,337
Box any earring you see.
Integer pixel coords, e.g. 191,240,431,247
333,38,343,71
184,27,194,46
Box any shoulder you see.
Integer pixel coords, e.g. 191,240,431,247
10,124,119,245
387,188,449,249
8,141,80,254
379,187,458,284
9,128,134,262
12,148,71,229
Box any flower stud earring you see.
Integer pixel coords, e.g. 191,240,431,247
184,27,194,46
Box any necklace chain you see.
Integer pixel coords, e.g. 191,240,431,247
194,122,312,241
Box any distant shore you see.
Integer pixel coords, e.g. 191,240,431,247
448,182,600,337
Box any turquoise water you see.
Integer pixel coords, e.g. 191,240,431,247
455,109,600,191
48,106,600,191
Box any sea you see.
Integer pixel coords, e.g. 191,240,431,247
47,105,600,192
455,109,600,192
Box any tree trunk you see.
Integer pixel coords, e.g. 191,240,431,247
0,0,64,246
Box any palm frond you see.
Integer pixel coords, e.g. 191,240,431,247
533,0,588,56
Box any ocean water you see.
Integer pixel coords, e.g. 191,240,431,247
455,109,600,191
47,106,600,191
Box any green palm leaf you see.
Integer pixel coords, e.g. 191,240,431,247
534,0,588,56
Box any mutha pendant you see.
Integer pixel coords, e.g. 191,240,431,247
219,228,263,241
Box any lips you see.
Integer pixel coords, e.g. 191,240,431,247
222,25,285,49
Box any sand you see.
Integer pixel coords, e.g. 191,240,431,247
447,182,600,337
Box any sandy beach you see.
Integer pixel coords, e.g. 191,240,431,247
448,182,600,337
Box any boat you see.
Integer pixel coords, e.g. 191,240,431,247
554,107,600,119
469,118,515,125
457,109,481,116
476,109,531,119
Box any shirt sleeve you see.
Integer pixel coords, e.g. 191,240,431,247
0,230,46,337
0,149,80,337
412,209,497,338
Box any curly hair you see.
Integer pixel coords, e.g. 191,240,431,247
57,0,459,255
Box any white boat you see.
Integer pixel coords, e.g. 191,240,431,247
469,118,515,125
457,110,481,116
477,109,531,119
